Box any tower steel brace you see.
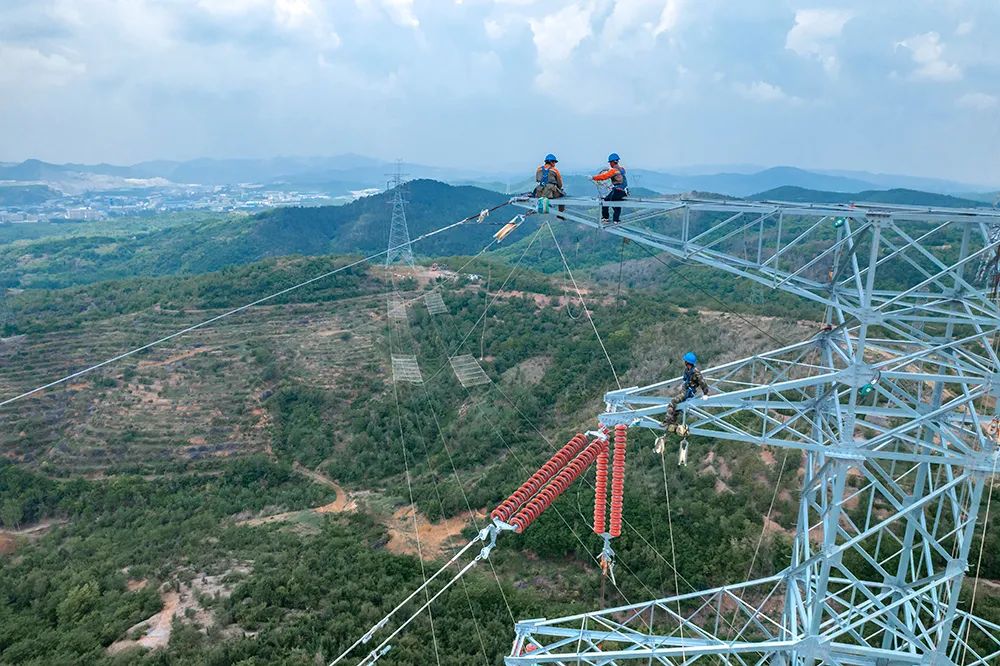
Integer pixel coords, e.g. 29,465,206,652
505,196,1000,665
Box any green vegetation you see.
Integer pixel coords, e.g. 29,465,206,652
0,184,60,206
1,195,997,664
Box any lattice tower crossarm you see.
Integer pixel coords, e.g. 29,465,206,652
505,196,1000,665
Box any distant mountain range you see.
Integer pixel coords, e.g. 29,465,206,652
1,156,994,199
749,186,990,209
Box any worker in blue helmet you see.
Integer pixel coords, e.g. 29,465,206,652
666,351,710,430
534,154,565,199
592,153,628,225
533,153,566,217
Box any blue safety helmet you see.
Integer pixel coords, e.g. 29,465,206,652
544,153,558,163
608,153,620,163
683,352,698,365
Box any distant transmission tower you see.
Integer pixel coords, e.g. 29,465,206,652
386,160,415,268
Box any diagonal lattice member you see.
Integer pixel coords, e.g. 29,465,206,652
391,354,423,384
424,291,448,315
387,294,407,320
449,354,490,387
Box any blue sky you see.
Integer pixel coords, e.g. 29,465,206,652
1,0,998,184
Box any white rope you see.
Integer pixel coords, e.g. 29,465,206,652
422,223,547,383
396,299,500,661
544,222,622,390
0,219,472,409
420,295,518,626
391,350,442,665
479,267,490,361
742,449,790,583
415,400,496,664
329,210,518,666
960,448,998,665
660,446,685,658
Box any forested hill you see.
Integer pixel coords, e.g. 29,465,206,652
251,179,509,257
750,185,990,208
0,180,510,289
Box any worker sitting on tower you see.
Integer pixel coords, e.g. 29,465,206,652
533,154,565,199
665,352,710,431
592,153,628,225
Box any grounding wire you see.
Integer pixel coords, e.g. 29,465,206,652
0,216,486,409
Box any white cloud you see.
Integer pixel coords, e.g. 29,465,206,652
733,80,800,104
955,20,974,36
785,8,853,74
274,0,313,29
956,92,998,111
381,0,419,29
528,3,594,66
353,0,419,29
0,44,86,88
600,0,683,43
897,32,962,82
196,0,272,15
484,19,504,40
655,0,683,36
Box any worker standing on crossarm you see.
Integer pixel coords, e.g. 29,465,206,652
666,352,710,430
592,153,628,225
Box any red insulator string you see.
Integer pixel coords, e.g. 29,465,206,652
490,433,589,523
510,439,606,533
609,424,627,538
593,440,609,535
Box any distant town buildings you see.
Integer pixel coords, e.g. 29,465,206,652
0,183,349,224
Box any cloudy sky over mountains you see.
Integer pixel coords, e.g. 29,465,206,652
1,0,998,183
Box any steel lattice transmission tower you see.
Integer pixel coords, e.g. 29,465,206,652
386,160,415,268
505,196,1000,665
